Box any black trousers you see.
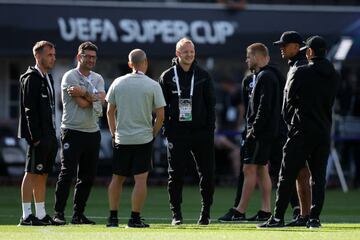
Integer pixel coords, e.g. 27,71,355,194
166,130,215,215
274,130,330,220
54,129,101,215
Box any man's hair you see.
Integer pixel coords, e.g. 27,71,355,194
128,49,147,67
78,41,98,54
176,37,194,51
32,41,55,57
247,43,269,57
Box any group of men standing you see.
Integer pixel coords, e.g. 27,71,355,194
17,31,338,229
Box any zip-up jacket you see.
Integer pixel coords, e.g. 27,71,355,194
283,50,308,126
18,66,56,143
247,64,284,140
287,57,339,138
159,58,216,136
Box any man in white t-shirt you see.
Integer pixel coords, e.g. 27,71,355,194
105,49,166,228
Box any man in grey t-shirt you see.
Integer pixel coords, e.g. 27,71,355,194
53,42,105,225
105,49,165,228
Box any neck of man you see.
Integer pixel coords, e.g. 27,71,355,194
179,60,191,72
37,63,48,75
78,64,90,77
132,67,145,74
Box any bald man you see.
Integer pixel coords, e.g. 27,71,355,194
105,49,166,228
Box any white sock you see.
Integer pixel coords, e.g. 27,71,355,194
22,202,32,219
35,202,46,219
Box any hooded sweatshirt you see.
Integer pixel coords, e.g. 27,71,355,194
247,64,285,140
159,58,216,136
18,66,56,143
286,57,339,138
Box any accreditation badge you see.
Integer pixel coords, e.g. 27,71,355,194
178,98,192,122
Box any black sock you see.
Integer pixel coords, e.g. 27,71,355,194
110,210,117,218
131,211,140,219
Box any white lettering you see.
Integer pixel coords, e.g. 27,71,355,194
102,19,118,42
58,17,76,41
58,17,118,42
58,17,236,45
77,18,90,41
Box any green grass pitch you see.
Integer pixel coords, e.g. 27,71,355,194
0,185,359,240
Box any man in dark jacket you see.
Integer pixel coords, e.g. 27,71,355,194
159,38,216,226
222,43,283,221
259,36,339,228
273,31,312,226
17,41,58,226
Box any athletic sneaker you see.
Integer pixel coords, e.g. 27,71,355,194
306,219,321,229
286,215,309,227
247,210,272,222
218,208,246,222
71,213,96,225
38,214,58,226
127,218,150,228
106,216,119,227
53,212,66,225
257,216,285,228
171,213,183,226
18,214,45,226
292,207,300,220
197,213,211,225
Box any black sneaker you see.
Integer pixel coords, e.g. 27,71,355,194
257,216,285,228
286,215,309,227
53,212,66,225
106,216,119,227
197,213,211,225
247,210,272,222
171,213,183,226
39,214,59,226
18,214,45,226
306,218,321,229
292,207,300,220
71,213,96,225
127,218,150,228
218,208,246,222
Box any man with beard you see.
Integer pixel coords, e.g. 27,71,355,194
258,36,339,228
273,31,312,226
18,41,58,226
53,42,105,225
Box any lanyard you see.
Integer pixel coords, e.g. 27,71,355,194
173,66,194,98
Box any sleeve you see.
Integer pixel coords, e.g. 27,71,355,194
23,74,41,142
251,73,274,137
204,72,216,131
287,70,302,108
153,82,166,109
105,81,116,105
95,74,105,92
61,72,79,90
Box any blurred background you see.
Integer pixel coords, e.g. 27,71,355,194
0,0,359,190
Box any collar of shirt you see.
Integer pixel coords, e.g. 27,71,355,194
76,68,92,82
132,70,145,75
35,64,46,78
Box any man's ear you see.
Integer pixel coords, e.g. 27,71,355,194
175,50,180,57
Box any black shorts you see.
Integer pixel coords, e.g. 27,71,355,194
25,135,58,174
243,138,272,166
112,140,153,177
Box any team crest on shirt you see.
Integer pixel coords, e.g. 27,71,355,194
168,142,173,149
63,143,70,150
36,164,43,171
